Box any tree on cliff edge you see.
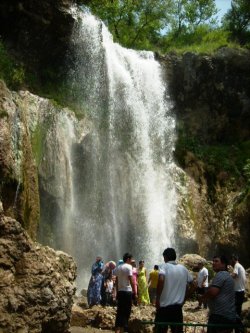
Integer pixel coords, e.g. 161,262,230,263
83,0,218,50
222,0,250,45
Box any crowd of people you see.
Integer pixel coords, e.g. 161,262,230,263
86,249,247,333
87,256,159,308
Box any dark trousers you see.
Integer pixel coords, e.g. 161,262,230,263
207,314,236,333
235,291,245,317
155,304,183,333
115,291,132,329
100,279,107,305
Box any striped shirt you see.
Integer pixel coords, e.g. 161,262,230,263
208,271,236,320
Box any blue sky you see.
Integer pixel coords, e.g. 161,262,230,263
215,0,231,21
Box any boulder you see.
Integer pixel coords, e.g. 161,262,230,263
0,213,77,333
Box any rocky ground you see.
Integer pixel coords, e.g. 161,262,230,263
69,299,212,333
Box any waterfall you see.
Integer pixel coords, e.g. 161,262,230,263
40,9,177,289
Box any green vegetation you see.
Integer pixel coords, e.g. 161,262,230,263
31,126,47,166
82,0,249,54
0,40,25,89
160,26,239,54
176,130,250,186
0,38,86,119
222,0,250,45
243,159,250,195
243,159,250,184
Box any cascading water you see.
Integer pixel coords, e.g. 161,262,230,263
40,8,177,289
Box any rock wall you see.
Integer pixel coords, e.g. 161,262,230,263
163,48,250,144
0,0,76,85
0,80,40,239
0,211,76,333
160,48,250,265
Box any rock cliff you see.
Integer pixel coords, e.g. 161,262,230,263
0,211,76,333
160,48,250,264
0,0,75,84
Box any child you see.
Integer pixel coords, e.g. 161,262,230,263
105,277,114,306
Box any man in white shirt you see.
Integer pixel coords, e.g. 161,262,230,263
231,254,246,317
155,248,194,333
114,252,137,333
196,261,209,309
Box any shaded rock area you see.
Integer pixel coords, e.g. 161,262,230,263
163,48,250,145
0,0,76,84
0,212,77,333
160,48,250,265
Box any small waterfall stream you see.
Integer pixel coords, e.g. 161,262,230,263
40,9,177,289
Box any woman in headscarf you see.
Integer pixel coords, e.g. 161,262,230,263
101,260,116,305
87,256,104,307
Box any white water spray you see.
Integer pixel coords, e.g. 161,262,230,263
41,9,177,289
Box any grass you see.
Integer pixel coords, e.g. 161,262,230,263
160,27,242,55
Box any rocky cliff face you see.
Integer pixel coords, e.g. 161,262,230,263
0,81,78,331
0,211,76,333
0,80,40,239
0,0,76,85
160,48,250,265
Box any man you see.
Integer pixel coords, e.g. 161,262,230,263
148,264,159,305
200,255,237,333
196,261,208,309
231,254,246,317
155,248,194,333
114,252,137,333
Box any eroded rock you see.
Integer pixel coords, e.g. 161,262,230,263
0,213,77,333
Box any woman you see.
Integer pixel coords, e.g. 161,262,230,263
101,260,116,306
87,256,104,307
131,259,138,305
137,260,150,305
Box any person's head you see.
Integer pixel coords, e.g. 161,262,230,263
123,252,133,264
154,265,159,270
96,256,102,262
212,255,228,272
131,259,136,267
97,260,104,271
118,259,124,266
139,260,144,267
108,261,116,270
231,254,239,266
198,261,204,269
162,248,176,262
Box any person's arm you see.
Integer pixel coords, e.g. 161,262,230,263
231,265,238,279
129,275,138,299
155,274,164,309
202,274,208,287
200,286,220,303
148,274,152,288
184,280,196,302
